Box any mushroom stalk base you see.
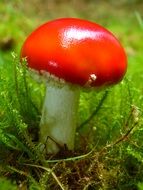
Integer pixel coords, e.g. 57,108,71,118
40,83,80,154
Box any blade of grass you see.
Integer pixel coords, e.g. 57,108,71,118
6,165,41,189
22,163,66,190
44,148,95,163
78,90,109,130
5,133,34,158
135,11,143,30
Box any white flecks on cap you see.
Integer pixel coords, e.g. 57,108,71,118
90,74,97,81
84,74,97,87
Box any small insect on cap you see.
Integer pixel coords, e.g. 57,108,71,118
21,18,127,88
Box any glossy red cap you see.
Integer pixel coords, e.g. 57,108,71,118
21,18,127,87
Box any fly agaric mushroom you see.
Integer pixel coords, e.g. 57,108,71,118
21,18,127,153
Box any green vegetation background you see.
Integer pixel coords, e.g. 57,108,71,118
0,0,143,189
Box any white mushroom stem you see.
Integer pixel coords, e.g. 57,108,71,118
40,82,80,154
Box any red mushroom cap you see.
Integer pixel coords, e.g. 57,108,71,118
21,18,127,87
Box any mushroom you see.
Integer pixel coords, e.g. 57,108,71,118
21,18,127,153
